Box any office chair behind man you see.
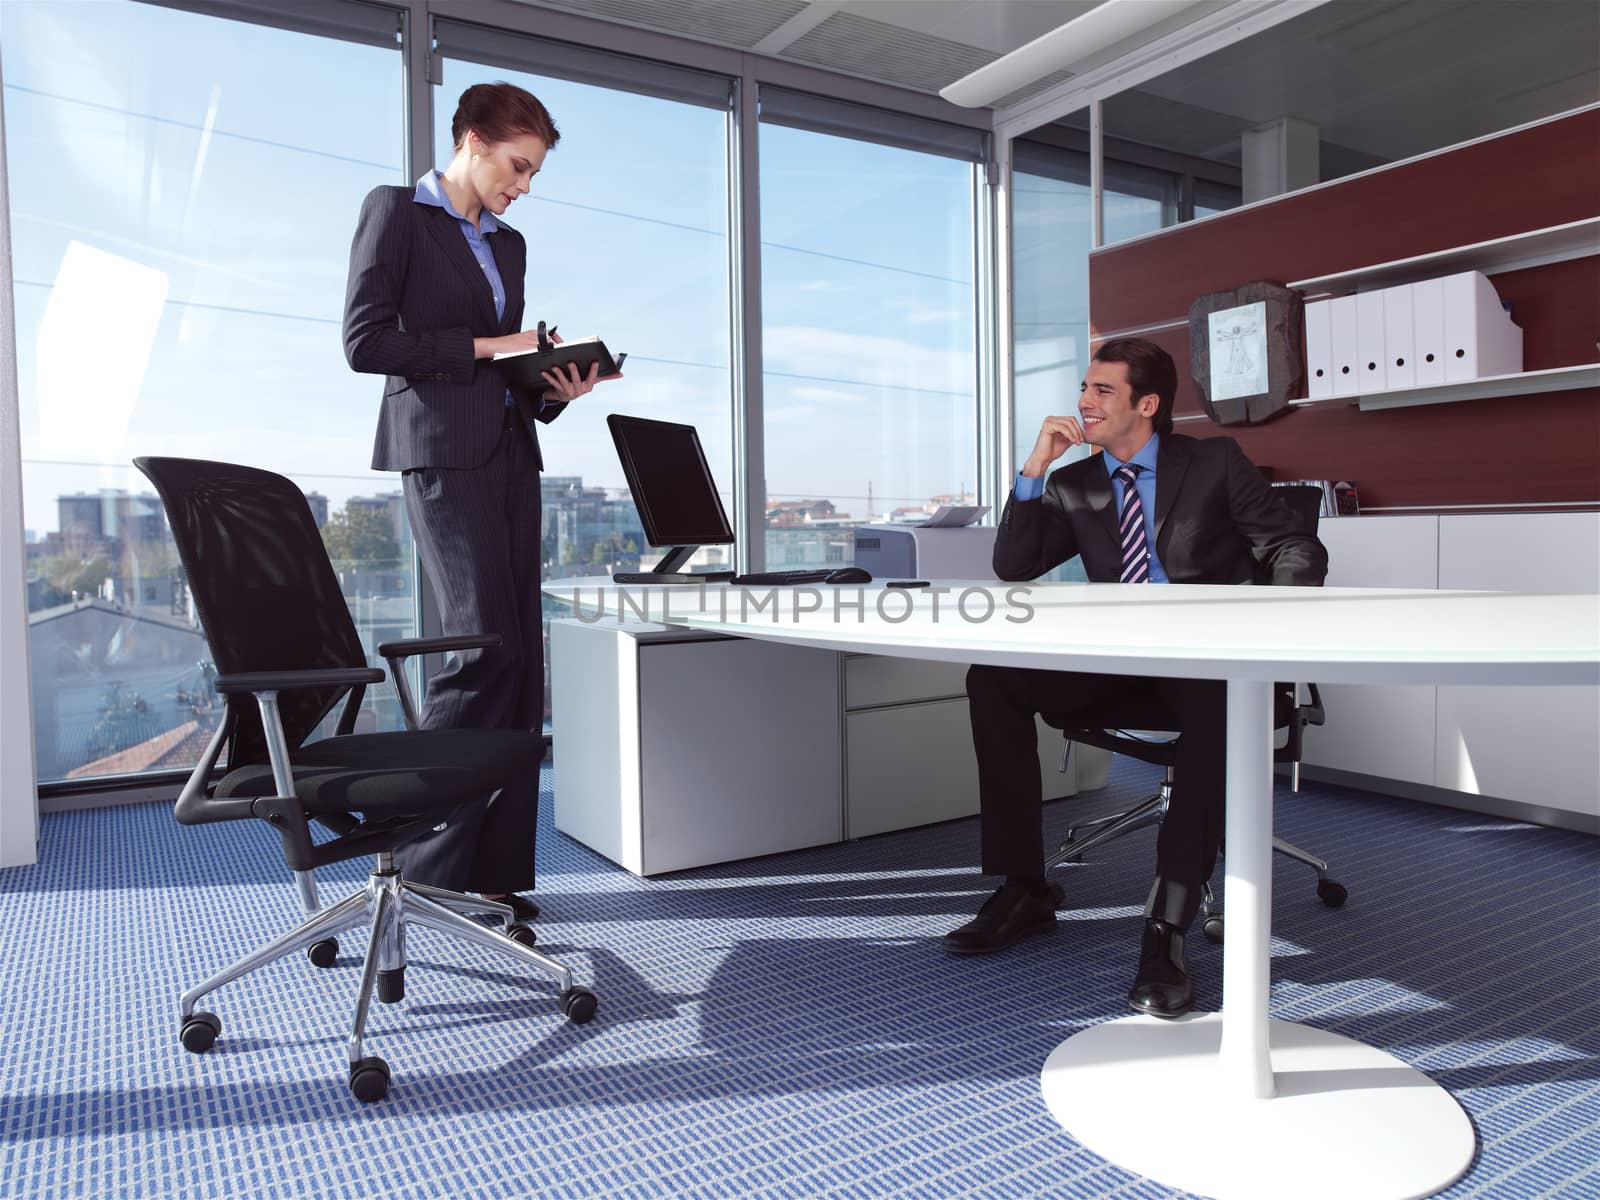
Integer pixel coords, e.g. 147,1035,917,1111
137,456,596,1103
1045,484,1346,943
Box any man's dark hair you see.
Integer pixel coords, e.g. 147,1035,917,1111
1093,337,1177,435
451,82,560,151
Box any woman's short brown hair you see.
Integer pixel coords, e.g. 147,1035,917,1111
451,82,560,151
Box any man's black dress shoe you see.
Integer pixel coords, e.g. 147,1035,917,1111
1127,918,1193,1018
943,882,1056,955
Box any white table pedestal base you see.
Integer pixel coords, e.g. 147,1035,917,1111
1040,1012,1474,1200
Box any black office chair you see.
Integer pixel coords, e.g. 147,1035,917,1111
1044,484,1346,942
136,456,595,1102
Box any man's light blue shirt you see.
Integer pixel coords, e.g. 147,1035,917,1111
414,171,515,407
1013,433,1168,582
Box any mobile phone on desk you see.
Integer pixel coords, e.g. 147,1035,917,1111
886,580,930,588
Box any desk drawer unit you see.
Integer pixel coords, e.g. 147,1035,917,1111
843,654,968,708
842,654,1103,840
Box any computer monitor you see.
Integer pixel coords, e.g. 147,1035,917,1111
606,414,735,582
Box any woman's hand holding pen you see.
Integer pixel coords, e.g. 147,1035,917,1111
471,322,624,398
473,329,545,359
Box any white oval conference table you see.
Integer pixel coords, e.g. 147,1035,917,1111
543,578,1600,1200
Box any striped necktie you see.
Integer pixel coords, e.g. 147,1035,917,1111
1114,463,1151,583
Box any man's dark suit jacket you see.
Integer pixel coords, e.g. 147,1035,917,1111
342,185,566,472
994,433,1327,586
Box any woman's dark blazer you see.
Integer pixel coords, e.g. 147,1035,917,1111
342,184,566,472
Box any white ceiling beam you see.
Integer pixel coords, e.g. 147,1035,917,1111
993,0,1332,140
940,0,1208,108
750,1,843,57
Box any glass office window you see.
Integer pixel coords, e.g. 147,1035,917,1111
1102,158,1178,246
1009,134,1167,582
1191,177,1243,220
1,0,407,784
758,117,978,567
1101,0,1599,208
433,40,734,729
1048,111,1236,233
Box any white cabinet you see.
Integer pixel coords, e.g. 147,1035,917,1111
551,621,1110,874
1301,512,1599,826
1434,513,1600,820
839,654,1098,839
552,621,841,875
1303,516,1440,788
845,699,978,838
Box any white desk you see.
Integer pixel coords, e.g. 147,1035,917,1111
544,578,1600,1200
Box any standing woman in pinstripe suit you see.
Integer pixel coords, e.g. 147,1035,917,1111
342,82,605,913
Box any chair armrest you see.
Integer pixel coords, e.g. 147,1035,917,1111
376,634,502,660
1303,682,1326,726
215,667,385,694
375,635,500,732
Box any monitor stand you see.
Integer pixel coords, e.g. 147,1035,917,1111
613,546,736,585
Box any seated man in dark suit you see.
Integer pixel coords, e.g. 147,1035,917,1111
945,337,1327,1018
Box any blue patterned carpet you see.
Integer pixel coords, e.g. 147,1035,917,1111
1,759,1596,1200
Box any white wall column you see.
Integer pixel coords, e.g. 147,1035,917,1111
0,54,41,868
1241,115,1320,203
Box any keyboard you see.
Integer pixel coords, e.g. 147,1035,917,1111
733,570,836,585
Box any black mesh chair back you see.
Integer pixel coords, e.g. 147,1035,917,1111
134,456,368,771
1255,484,1324,581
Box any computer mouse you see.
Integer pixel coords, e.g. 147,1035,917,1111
825,567,872,584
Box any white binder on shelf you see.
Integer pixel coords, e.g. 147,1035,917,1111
1356,289,1388,394
1411,277,1447,386
1383,284,1416,390
1441,270,1523,383
1304,298,1332,398
1329,294,1360,397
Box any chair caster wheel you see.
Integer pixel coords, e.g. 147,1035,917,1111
377,967,405,1005
1046,880,1066,910
180,1011,221,1053
1318,879,1348,908
561,987,598,1025
505,923,537,947
307,938,338,969
1202,915,1225,945
349,1055,391,1103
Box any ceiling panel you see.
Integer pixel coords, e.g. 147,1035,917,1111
781,9,996,93
514,0,810,51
